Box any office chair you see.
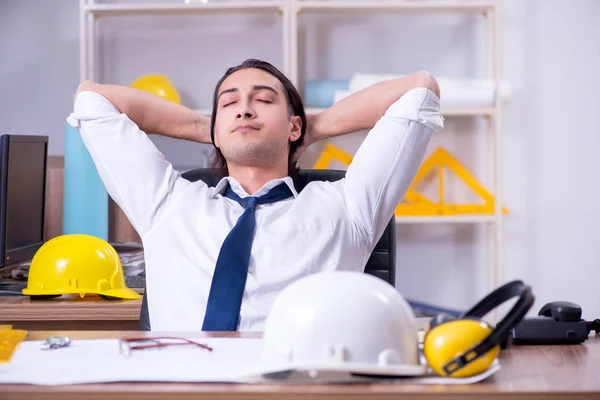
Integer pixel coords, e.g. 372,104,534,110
139,168,396,330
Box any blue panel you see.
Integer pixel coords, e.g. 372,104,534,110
63,123,108,240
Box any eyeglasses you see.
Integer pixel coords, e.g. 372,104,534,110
119,336,214,358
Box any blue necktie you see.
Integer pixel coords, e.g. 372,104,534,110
202,182,294,331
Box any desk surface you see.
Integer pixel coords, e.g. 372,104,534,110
2,330,599,400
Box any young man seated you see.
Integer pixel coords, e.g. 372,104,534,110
67,59,443,331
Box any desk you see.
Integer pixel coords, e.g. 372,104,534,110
0,296,142,330
1,330,599,400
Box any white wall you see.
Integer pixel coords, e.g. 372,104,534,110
1,0,80,155
2,0,600,319
501,0,600,320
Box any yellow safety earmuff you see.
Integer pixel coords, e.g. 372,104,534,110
423,280,534,378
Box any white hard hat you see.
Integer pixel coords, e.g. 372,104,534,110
260,271,427,377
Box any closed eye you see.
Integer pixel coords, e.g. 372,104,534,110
222,101,236,107
257,100,272,104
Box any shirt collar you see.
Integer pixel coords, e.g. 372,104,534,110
209,176,299,199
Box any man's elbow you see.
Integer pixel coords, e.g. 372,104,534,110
412,71,440,98
73,80,98,103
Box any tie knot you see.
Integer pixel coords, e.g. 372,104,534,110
224,182,294,210
241,196,259,210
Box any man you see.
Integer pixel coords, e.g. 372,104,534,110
67,59,443,332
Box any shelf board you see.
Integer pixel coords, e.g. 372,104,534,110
85,2,284,16
296,1,495,13
395,215,496,224
198,108,495,117
306,107,496,117
443,107,496,117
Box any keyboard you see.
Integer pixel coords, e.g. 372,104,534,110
0,280,27,296
125,275,146,289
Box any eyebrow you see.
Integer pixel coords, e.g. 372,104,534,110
218,85,279,100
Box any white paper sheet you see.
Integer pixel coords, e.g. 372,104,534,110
0,338,262,386
0,338,499,386
245,361,500,385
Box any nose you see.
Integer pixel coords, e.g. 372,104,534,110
236,103,256,120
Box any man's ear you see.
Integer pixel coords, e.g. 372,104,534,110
214,129,220,148
289,115,302,142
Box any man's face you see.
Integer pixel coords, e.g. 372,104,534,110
213,68,302,168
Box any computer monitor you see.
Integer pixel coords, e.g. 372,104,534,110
0,134,48,268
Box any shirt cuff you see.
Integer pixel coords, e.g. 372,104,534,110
66,91,121,128
384,87,445,132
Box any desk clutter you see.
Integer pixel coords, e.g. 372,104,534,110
0,272,537,386
0,235,146,297
1,265,598,387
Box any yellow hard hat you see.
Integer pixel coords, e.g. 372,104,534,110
22,234,141,300
130,74,181,104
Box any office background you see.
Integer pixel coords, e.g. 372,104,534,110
1,0,599,318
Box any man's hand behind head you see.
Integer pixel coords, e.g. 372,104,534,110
287,70,441,165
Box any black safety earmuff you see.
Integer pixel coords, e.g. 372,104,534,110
423,280,534,377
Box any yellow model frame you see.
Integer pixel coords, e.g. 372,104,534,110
314,144,508,216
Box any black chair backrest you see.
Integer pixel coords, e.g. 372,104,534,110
139,168,396,330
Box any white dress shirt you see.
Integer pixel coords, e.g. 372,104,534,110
66,87,444,332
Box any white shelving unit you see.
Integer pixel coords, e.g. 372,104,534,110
286,0,503,306
79,0,291,82
79,0,503,303
395,215,496,224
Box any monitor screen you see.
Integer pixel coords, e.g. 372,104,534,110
0,135,48,267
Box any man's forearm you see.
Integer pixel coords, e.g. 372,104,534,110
310,71,440,141
74,81,211,143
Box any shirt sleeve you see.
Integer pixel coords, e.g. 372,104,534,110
342,87,444,250
66,90,193,238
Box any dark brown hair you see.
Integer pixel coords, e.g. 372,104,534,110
209,59,306,181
